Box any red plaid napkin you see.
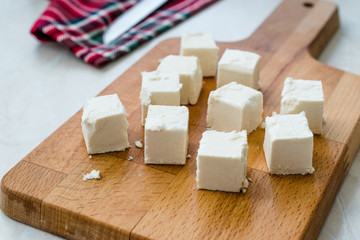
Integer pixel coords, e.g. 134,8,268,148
31,0,217,68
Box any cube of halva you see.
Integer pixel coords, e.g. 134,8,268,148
157,55,203,105
81,94,129,154
263,112,314,175
140,71,182,125
217,49,261,89
145,105,189,165
207,82,263,134
280,77,324,134
180,33,219,77
196,130,249,192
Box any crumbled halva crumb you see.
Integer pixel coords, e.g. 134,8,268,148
135,140,143,148
83,170,100,181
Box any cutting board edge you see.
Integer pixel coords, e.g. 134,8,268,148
302,141,349,240
0,160,67,230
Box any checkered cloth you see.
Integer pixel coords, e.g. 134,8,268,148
31,0,217,67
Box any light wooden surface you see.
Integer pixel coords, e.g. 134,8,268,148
1,0,360,239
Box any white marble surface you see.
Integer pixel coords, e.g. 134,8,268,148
0,0,359,239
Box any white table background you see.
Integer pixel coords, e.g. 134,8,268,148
1,0,359,239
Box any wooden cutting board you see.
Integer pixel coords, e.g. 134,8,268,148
1,0,360,239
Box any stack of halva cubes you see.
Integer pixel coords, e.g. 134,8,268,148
80,33,325,193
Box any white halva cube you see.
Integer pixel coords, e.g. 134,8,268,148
206,82,263,134
180,33,219,77
145,105,189,165
81,94,129,154
157,55,203,105
280,77,324,134
217,49,261,89
140,71,182,125
263,112,314,175
196,130,249,193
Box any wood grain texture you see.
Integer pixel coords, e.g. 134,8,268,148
0,161,66,228
41,154,175,240
1,0,360,239
131,138,346,240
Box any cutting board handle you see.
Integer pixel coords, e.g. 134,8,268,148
241,0,339,59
